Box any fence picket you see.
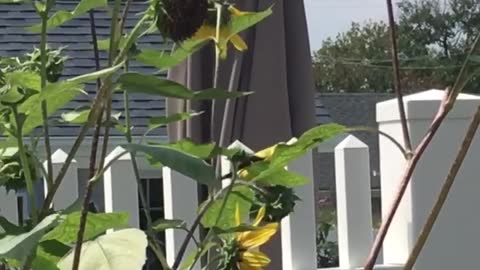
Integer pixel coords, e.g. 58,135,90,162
335,135,373,268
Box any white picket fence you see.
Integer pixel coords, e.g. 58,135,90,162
2,89,480,270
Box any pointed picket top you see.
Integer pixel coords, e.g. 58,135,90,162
228,140,254,154
377,89,480,123
106,146,131,162
335,135,368,150
50,148,75,164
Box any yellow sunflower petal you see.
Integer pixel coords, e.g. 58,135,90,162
238,262,263,270
230,34,248,51
255,145,276,161
229,6,254,17
240,250,271,268
192,25,216,41
253,206,266,226
235,203,241,226
239,223,278,249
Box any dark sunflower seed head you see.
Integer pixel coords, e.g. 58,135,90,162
155,0,209,42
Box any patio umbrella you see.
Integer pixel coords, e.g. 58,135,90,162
167,0,317,268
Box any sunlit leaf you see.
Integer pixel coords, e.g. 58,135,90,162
27,0,108,32
5,71,41,91
201,186,254,229
240,161,310,187
227,7,273,41
124,143,215,186
61,108,90,124
57,229,147,270
19,81,85,134
252,124,346,182
0,214,59,264
41,212,129,244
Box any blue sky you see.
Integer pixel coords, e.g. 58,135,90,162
304,0,401,50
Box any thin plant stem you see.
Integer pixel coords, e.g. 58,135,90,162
386,0,412,155
364,90,452,270
364,33,480,269
348,126,409,159
12,106,37,225
39,10,147,219
403,106,480,270
186,165,240,270
171,178,239,270
124,88,169,269
210,3,223,144
39,8,54,190
71,0,123,269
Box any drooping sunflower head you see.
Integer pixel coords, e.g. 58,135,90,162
155,0,209,42
216,205,278,270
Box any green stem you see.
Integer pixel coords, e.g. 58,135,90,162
40,7,54,190
12,106,37,225
39,7,147,219
71,1,122,269
124,88,170,269
186,165,240,270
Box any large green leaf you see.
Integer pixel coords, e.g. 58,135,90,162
57,229,148,270
5,71,41,92
67,62,124,85
19,81,84,134
0,217,23,237
0,214,59,264
152,139,220,160
124,143,215,186
41,212,129,244
34,240,71,268
201,185,254,229
148,111,203,132
252,124,346,182
135,38,208,71
32,252,61,270
118,73,250,100
27,0,108,32
241,161,310,187
227,7,273,41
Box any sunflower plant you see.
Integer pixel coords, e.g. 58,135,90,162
0,0,346,270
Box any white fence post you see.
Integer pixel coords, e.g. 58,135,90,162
163,167,199,269
44,149,79,210
335,135,373,268
282,150,318,270
377,90,480,269
0,187,18,225
104,146,139,228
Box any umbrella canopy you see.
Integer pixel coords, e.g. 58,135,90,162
167,0,317,268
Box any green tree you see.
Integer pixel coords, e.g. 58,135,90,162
313,0,480,93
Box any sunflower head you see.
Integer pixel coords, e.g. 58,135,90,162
155,0,208,42
216,205,278,270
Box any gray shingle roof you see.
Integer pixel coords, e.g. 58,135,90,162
319,92,395,189
0,0,331,138
0,0,168,137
